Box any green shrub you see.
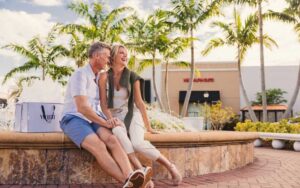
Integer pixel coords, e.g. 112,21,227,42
289,116,300,123
235,119,300,134
151,119,167,130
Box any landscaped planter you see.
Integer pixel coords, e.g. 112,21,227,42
293,141,300,151
254,138,263,147
0,131,258,184
272,139,285,149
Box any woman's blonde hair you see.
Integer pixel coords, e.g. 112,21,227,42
110,44,127,66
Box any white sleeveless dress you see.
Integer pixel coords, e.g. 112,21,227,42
110,87,129,121
110,87,160,161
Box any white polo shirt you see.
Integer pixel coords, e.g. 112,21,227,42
62,63,101,122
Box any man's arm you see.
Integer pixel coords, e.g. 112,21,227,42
98,72,114,119
74,95,111,128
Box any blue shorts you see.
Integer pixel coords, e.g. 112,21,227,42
60,113,107,148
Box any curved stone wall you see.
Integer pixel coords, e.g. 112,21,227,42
0,131,258,184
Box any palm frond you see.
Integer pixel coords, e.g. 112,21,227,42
212,21,236,41
60,24,91,37
47,64,74,80
262,35,278,49
68,2,94,23
127,55,136,71
46,45,70,62
2,61,39,84
28,36,44,57
46,24,60,44
264,10,297,23
202,38,226,56
196,0,221,25
171,61,190,68
2,44,38,61
136,58,161,74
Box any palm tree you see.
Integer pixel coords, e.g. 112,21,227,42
62,2,133,44
131,9,172,110
67,31,89,68
202,9,278,122
124,15,152,73
236,0,279,122
272,0,299,41
2,26,73,84
171,0,221,117
161,37,190,113
262,0,299,118
283,63,300,118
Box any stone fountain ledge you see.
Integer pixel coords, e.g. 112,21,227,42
0,131,258,184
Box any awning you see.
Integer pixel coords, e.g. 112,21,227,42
179,91,220,103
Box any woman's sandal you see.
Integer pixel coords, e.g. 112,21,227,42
169,163,182,186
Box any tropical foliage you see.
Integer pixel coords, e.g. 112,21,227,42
2,26,73,84
161,37,190,113
171,0,222,117
2,0,300,124
235,119,300,134
62,2,133,43
251,88,287,105
202,9,277,122
203,101,236,130
131,9,173,110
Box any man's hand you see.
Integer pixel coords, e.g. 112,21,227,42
107,117,124,128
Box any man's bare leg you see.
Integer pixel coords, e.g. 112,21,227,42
81,133,126,183
97,128,133,178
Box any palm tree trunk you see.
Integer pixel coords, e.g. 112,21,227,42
42,67,45,81
164,60,171,113
238,46,258,122
152,52,164,110
283,63,300,118
181,28,195,117
258,1,267,122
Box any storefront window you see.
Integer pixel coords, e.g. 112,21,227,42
187,102,200,117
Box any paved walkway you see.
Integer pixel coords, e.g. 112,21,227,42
1,148,299,188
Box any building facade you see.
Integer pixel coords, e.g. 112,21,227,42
140,63,300,118
138,62,240,116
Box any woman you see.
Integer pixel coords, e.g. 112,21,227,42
98,44,182,187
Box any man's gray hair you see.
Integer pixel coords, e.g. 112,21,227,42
88,42,111,58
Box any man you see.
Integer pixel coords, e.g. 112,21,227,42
60,42,144,188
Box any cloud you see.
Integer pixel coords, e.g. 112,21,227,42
0,9,54,46
120,0,169,18
0,9,55,62
121,0,148,18
0,9,57,94
23,0,63,7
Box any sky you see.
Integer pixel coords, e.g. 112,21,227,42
0,0,299,97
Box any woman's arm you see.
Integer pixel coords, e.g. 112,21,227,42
98,72,114,120
133,80,157,133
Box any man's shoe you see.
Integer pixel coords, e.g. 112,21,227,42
141,166,152,188
123,169,145,188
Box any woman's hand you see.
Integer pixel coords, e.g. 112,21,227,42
107,118,124,128
146,127,160,134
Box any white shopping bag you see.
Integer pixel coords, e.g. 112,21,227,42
14,102,63,132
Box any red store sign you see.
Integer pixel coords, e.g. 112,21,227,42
183,78,214,83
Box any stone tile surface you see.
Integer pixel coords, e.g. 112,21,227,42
2,147,294,188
